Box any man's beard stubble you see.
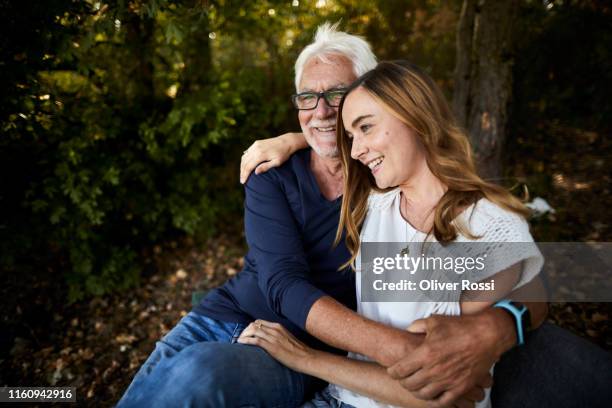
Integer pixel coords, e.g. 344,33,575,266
311,143,339,158
305,120,340,159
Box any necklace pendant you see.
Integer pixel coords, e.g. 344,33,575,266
399,245,409,256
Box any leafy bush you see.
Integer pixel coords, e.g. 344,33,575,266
0,1,292,301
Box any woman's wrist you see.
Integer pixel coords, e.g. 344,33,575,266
281,132,308,151
299,349,328,377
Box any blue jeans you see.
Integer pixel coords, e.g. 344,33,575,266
116,312,320,407
492,322,612,408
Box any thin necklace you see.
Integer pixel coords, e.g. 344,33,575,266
399,194,421,256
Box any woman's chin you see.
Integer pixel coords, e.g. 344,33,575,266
373,177,389,189
373,177,399,190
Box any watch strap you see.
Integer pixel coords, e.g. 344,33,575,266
493,299,528,346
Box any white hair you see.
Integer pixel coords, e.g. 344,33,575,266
294,22,377,91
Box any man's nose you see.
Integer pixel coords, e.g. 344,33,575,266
313,97,335,119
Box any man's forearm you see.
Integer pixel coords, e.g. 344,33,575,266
524,301,548,329
306,276,548,371
478,300,548,359
306,296,547,366
513,275,549,330
478,274,548,356
305,296,422,366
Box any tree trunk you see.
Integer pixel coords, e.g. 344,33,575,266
452,0,519,181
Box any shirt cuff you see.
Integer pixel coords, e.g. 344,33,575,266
284,284,328,330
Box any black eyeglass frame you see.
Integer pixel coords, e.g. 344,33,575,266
291,88,348,110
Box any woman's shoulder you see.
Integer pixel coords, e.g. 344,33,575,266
462,198,531,242
468,198,525,222
366,188,400,210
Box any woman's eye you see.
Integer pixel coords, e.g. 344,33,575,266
360,124,372,133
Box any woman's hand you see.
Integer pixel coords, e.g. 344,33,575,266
237,319,316,373
240,132,307,184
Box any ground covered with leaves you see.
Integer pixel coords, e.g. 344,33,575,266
1,234,246,406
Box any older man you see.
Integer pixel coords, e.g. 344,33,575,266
118,23,546,408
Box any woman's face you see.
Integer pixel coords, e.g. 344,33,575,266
342,87,427,189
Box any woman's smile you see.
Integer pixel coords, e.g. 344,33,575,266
366,156,384,173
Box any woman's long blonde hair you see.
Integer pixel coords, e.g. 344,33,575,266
334,61,529,269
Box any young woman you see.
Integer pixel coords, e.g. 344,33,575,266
238,61,543,408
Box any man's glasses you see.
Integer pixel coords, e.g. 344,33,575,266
291,88,347,110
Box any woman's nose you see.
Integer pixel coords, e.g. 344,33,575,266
350,137,367,160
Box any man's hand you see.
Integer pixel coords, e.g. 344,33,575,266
240,132,306,183
388,310,515,408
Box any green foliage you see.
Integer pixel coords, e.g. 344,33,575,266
0,0,461,301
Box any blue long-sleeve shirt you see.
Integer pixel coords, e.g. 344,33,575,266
193,148,356,348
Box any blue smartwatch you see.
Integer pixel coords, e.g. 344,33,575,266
493,299,532,346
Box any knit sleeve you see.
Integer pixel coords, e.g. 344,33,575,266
464,199,544,290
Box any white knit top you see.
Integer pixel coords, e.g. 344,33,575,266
328,188,544,408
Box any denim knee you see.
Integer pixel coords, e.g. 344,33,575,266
119,340,308,407
164,342,306,407
153,343,255,406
